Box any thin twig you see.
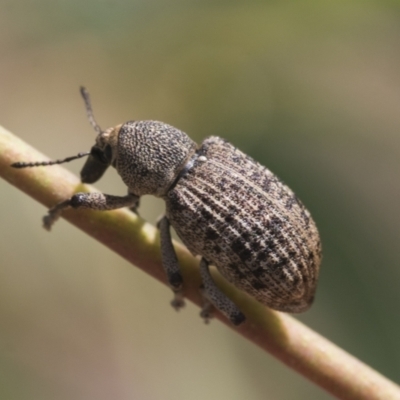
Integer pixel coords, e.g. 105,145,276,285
0,125,399,400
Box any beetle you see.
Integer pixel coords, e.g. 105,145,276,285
12,87,322,325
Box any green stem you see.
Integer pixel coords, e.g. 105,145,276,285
0,125,399,400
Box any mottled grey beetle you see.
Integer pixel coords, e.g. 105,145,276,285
12,87,322,325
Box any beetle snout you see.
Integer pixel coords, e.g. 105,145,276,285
80,155,109,183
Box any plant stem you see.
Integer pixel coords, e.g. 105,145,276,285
0,125,399,400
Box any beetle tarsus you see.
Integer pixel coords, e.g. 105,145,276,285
200,294,214,324
42,199,71,231
171,290,185,311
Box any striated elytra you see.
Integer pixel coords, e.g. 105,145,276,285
12,87,322,325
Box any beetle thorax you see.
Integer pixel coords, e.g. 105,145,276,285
115,121,197,197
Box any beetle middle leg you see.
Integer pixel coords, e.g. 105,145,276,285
199,258,245,325
43,192,139,230
158,215,185,311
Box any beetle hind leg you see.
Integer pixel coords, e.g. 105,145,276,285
199,258,245,326
158,216,245,324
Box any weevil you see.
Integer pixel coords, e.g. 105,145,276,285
12,87,322,325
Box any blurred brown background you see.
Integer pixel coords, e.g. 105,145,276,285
1,1,400,399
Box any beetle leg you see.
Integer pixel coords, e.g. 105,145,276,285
158,216,185,311
42,200,71,231
43,192,139,230
129,194,140,214
199,258,245,326
199,284,215,324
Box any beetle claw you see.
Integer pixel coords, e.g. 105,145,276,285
171,291,185,311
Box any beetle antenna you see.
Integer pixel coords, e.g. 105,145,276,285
11,152,90,169
80,86,102,134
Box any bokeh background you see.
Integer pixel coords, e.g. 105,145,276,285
1,1,400,399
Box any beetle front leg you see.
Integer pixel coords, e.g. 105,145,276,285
158,216,185,311
43,192,139,230
129,197,140,214
199,258,245,326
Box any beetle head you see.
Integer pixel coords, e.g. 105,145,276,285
11,87,198,197
11,87,118,185
80,124,122,184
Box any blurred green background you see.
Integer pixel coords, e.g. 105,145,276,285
1,1,400,399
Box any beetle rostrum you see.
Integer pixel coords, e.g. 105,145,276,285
12,87,322,326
